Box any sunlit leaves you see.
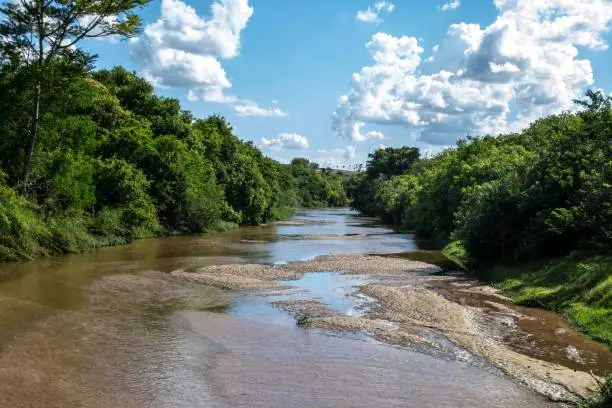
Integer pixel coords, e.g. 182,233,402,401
350,90,612,264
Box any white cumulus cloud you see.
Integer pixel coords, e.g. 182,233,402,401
188,86,237,103
314,146,360,168
366,130,385,140
132,0,286,117
261,133,309,151
356,1,395,23
337,121,386,142
439,0,461,11
343,145,357,160
131,0,252,92
235,101,288,117
334,0,612,146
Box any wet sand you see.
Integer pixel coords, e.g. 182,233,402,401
172,264,300,290
171,253,610,403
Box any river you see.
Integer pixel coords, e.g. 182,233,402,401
0,209,609,407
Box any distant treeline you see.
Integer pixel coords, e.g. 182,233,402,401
0,67,348,262
349,90,611,267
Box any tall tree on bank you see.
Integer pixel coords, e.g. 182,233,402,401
0,0,149,191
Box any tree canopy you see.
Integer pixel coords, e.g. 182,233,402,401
349,91,612,265
0,0,150,189
0,63,349,262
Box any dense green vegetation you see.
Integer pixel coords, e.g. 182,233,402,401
348,91,611,344
0,2,348,263
289,158,349,208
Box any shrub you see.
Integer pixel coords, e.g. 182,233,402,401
94,158,159,239
0,173,50,261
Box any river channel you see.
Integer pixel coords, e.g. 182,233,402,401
0,209,609,407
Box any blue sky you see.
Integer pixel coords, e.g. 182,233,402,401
84,0,612,168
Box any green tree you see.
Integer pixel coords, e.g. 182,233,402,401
0,0,149,190
0,60,351,262
348,90,611,265
366,147,420,179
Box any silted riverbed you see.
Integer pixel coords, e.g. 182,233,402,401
0,209,608,407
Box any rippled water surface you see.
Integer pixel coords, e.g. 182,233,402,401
0,209,603,407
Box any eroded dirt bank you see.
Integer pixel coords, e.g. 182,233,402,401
175,254,611,404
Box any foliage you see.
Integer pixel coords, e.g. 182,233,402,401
489,255,612,345
350,92,611,264
0,170,99,261
93,158,159,239
0,0,150,188
290,158,349,208
348,90,612,343
0,170,50,261
347,147,420,220
0,59,349,262
365,146,420,179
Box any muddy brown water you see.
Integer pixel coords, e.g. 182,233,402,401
430,280,612,376
0,209,606,407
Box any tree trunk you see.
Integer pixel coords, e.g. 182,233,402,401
21,80,41,190
21,0,44,193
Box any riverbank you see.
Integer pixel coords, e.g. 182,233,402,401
411,238,611,349
469,253,612,347
0,202,337,265
174,254,611,404
0,199,239,264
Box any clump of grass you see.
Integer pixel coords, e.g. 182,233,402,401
442,240,471,272
566,304,612,347
0,183,52,262
206,220,238,233
580,375,612,408
296,310,313,328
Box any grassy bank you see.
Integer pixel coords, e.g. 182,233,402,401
480,254,612,346
440,241,612,346
0,189,241,263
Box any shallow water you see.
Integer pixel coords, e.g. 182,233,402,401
183,312,554,408
0,208,604,407
229,272,372,318
431,280,612,375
